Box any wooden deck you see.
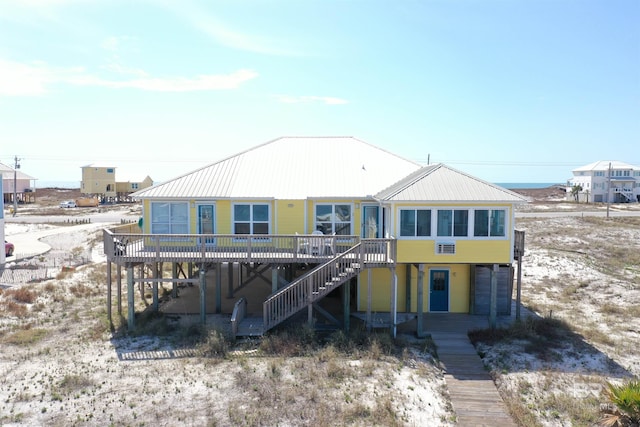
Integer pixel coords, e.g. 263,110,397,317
104,230,396,266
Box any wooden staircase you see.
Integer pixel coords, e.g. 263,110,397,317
234,244,364,336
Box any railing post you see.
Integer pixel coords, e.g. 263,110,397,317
307,275,313,325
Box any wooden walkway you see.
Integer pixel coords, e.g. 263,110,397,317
425,313,518,426
431,332,516,426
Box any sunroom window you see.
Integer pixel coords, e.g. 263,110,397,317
474,209,506,237
400,209,431,237
151,202,189,234
315,204,351,235
233,204,270,234
437,209,468,237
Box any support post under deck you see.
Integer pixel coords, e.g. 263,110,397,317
343,280,350,332
417,264,425,338
228,263,234,298
127,266,135,330
490,264,498,329
172,263,178,298
200,269,207,324
107,261,112,329
117,265,122,315
390,267,397,338
152,262,159,312
215,265,222,314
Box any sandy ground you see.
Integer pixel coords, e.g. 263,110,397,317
1,203,453,426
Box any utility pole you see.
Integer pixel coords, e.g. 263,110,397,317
13,156,20,217
606,162,612,219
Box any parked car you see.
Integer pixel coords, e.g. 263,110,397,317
5,241,14,257
59,200,77,208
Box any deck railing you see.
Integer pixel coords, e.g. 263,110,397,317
103,230,395,265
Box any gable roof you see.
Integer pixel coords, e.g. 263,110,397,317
0,162,36,180
133,136,422,199
573,161,638,172
376,163,529,203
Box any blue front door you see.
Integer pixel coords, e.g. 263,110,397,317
429,270,449,312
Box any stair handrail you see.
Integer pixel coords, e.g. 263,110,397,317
231,297,248,336
263,243,364,332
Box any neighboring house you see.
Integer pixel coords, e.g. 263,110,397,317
567,161,640,203
104,137,528,336
81,164,117,199
115,175,153,202
82,165,153,202
0,162,36,205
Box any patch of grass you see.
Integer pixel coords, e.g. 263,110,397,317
469,316,577,361
69,283,100,298
3,287,38,304
57,374,95,395
198,328,230,358
3,326,48,345
1,300,29,317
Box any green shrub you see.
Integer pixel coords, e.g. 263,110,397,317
601,379,640,426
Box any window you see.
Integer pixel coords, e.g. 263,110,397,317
233,204,270,234
132,183,139,190
400,209,431,237
437,209,468,237
151,202,188,234
474,210,506,237
107,168,114,173
315,204,351,235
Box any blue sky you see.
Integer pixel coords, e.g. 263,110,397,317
0,0,638,186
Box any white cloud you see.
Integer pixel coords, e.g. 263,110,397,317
0,58,258,95
277,95,349,105
160,1,300,56
0,59,52,96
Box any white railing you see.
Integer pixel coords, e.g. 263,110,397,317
263,244,365,332
230,297,248,336
103,230,392,265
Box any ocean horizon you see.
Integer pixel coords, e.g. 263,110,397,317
496,182,564,189
36,181,80,189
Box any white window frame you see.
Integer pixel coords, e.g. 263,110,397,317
150,202,189,235
398,207,432,239
314,203,353,235
232,203,271,235
436,208,469,237
472,209,507,239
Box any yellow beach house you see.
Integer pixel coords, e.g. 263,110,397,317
104,136,527,336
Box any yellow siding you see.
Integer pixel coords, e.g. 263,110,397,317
397,240,512,264
358,264,471,313
276,200,305,234
216,200,232,234
81,166,116,195
142,199,150,233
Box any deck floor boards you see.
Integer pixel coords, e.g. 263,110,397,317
430,331,516,426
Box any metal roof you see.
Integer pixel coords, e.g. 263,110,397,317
375,163,529,203
573,161,638,172
132,136,422,199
